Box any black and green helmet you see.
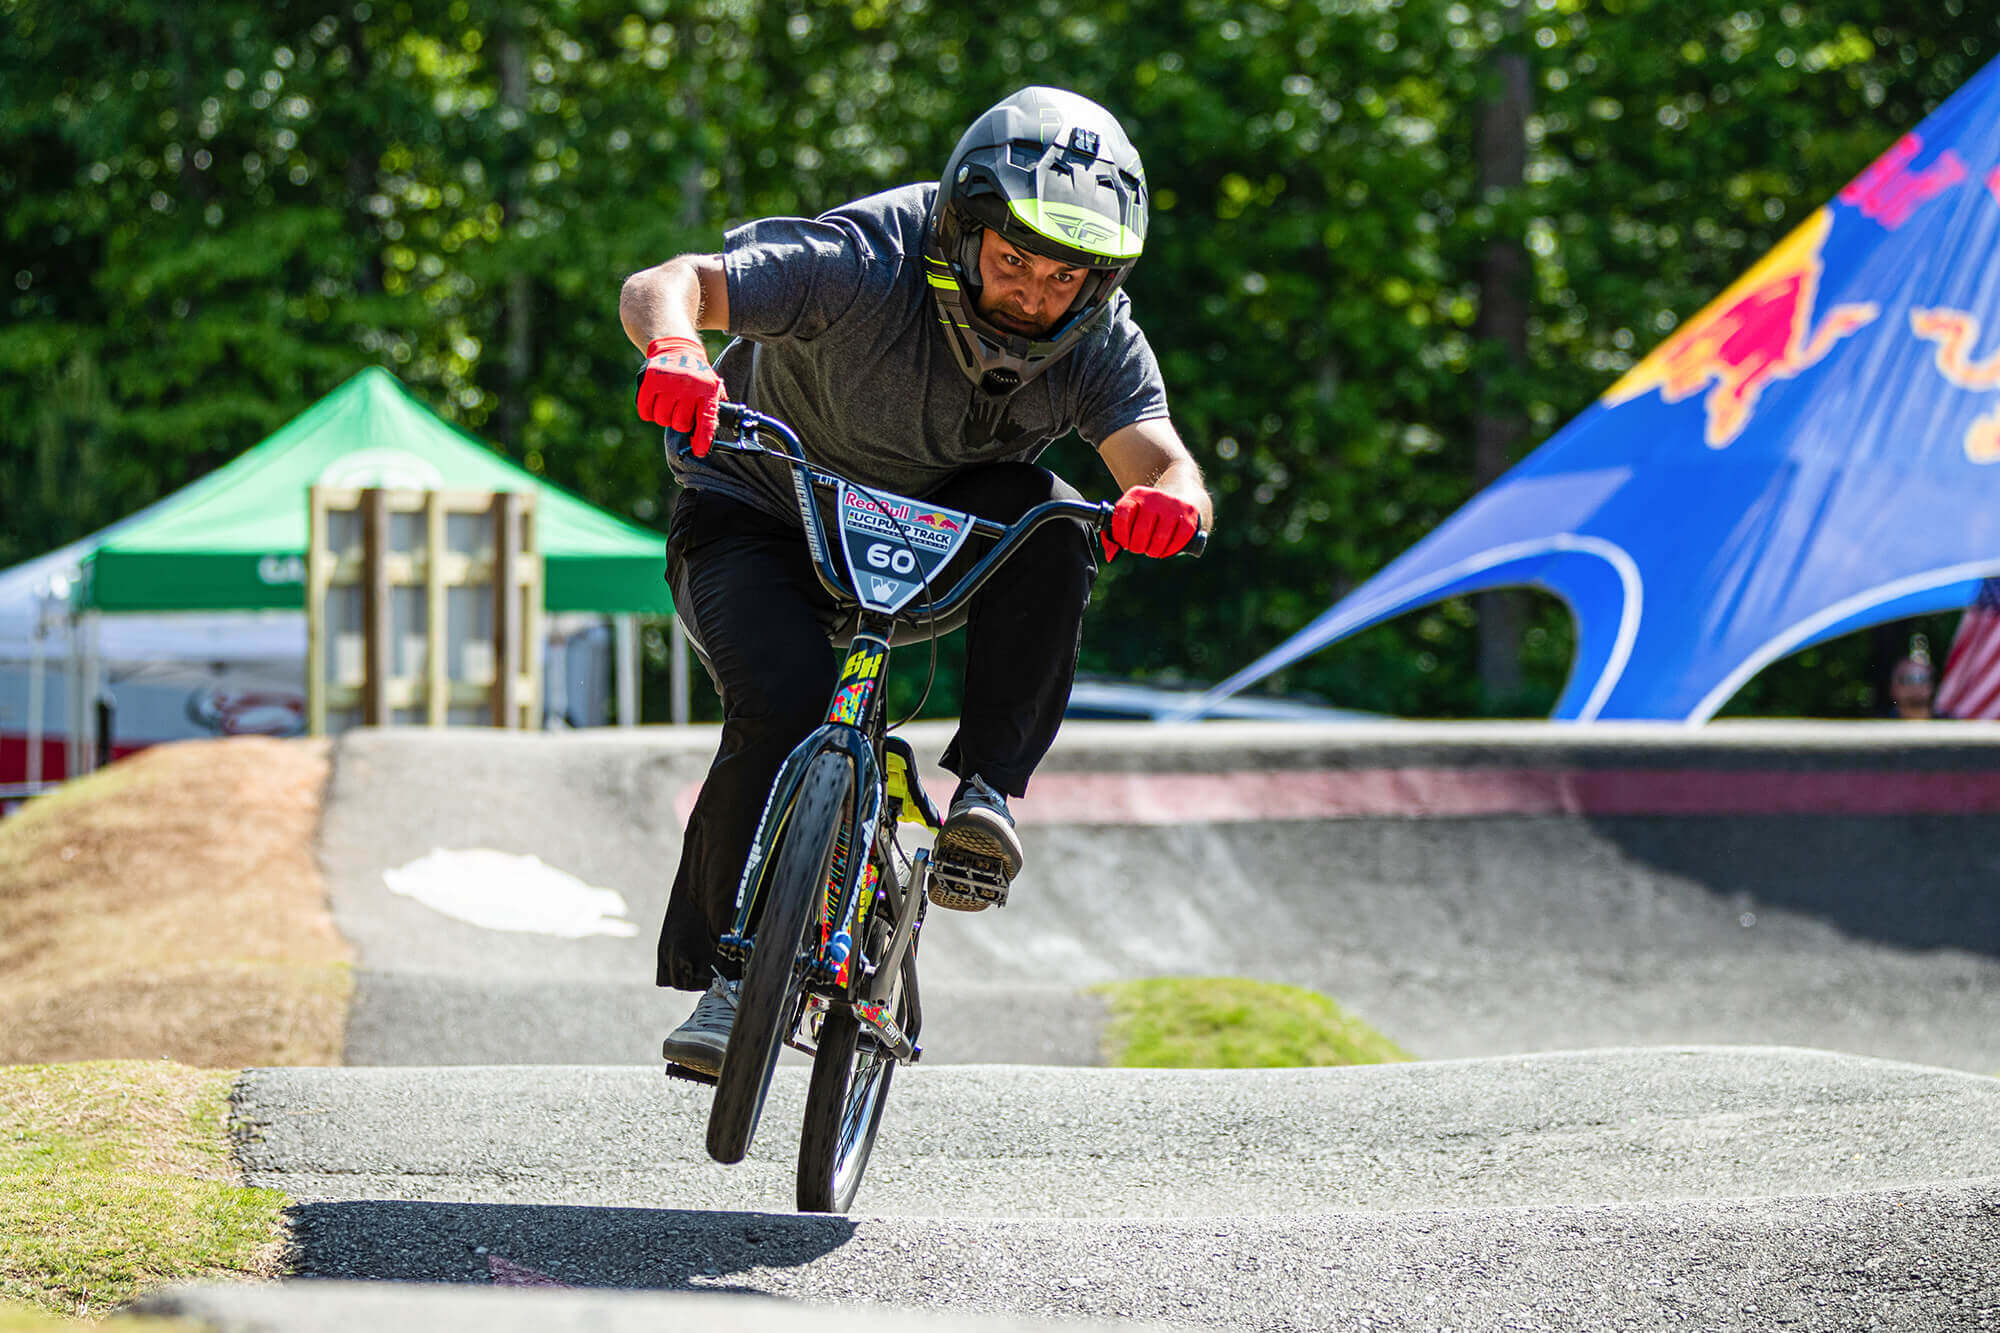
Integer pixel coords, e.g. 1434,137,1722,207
926,86,1149,398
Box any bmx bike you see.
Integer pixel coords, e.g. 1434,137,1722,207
664,401,1203,1212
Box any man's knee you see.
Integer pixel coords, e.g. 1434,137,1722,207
726,681,832,750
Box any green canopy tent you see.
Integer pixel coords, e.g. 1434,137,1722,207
62,367,682,746
85,366,670,616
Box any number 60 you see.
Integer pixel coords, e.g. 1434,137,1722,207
866,545,916,574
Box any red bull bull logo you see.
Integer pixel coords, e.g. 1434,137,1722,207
913,511,962,533
1603,208,1878,449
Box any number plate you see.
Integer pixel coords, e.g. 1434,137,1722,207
835,483,975,614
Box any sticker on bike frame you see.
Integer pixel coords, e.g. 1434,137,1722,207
827,643,886,726
827,681,870,726
835,484,975,615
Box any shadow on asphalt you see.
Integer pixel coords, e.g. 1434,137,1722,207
286,1200,855,1291
1587,814,2000,955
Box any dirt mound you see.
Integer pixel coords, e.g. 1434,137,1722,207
0,737,348,1067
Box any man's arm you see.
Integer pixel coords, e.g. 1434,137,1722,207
624,254,732,450
620,253,731,350
1099,418,1214,530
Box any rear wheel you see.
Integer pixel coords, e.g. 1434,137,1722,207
706,751,852,1165
796,977,904,1213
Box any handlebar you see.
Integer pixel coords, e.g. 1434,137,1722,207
667,403,1208,560
665,402,1204,632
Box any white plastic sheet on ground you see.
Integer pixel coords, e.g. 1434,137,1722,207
382,848,638,938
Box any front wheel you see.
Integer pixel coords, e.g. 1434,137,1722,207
706,750,852,1165
796,988,902,1212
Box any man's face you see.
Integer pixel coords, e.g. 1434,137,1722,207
974,230,1088,339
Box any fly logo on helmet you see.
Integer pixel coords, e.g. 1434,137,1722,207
926,86,1149,400
1050,211,1116,248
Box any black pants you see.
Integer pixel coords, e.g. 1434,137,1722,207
657,462,1099,990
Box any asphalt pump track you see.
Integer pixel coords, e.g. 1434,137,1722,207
138,723,2000,1331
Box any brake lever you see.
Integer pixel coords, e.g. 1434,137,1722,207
662,402,754,464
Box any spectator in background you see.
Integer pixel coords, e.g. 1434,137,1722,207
1888,635,1935,719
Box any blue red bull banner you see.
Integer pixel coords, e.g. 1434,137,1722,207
1196,56,2000,722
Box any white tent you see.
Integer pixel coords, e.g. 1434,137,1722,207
0,521,306,798
0,485,309,799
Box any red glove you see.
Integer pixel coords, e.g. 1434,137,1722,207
635,335,722,456
1102,486,1201,561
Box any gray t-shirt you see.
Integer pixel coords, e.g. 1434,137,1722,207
666,183,1169,523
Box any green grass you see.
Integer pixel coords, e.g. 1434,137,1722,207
1094,977,1414,1068
0,1062,287,1323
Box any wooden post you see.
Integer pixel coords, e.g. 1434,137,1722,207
492,491,522,727
306,486,328,736
425,491,449,726
362,487,392,726
521,496,542,727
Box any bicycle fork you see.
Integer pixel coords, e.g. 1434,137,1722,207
719,631,920,1061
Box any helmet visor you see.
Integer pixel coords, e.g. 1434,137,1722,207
962,139,1146,269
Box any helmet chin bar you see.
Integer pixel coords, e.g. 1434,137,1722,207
946,224,1117,397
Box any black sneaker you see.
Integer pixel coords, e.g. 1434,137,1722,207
660,970,739,1076
929,776,1023,912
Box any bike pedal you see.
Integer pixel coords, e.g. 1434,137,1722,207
662,1061,719,1087
927,856,1010,912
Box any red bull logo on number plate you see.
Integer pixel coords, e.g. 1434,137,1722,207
1603,208,1879,448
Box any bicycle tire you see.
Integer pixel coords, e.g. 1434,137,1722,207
706,750,852,1165
796,987,902,1212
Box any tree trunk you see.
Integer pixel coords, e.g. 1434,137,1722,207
163,12,211,213
343,11,384,296
1473,42,1532,711
498,21,533,447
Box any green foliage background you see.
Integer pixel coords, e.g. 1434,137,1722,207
3,0,1995,720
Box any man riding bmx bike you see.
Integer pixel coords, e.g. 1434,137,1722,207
621,86,1214,1075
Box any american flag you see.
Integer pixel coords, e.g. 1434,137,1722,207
1935,577,2000,719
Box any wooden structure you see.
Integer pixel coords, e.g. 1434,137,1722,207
306,487,542,734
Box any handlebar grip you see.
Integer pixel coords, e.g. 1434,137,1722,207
1092,502,1207,559
665,403,747,463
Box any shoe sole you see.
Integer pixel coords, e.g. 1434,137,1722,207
661,1035,727,1078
